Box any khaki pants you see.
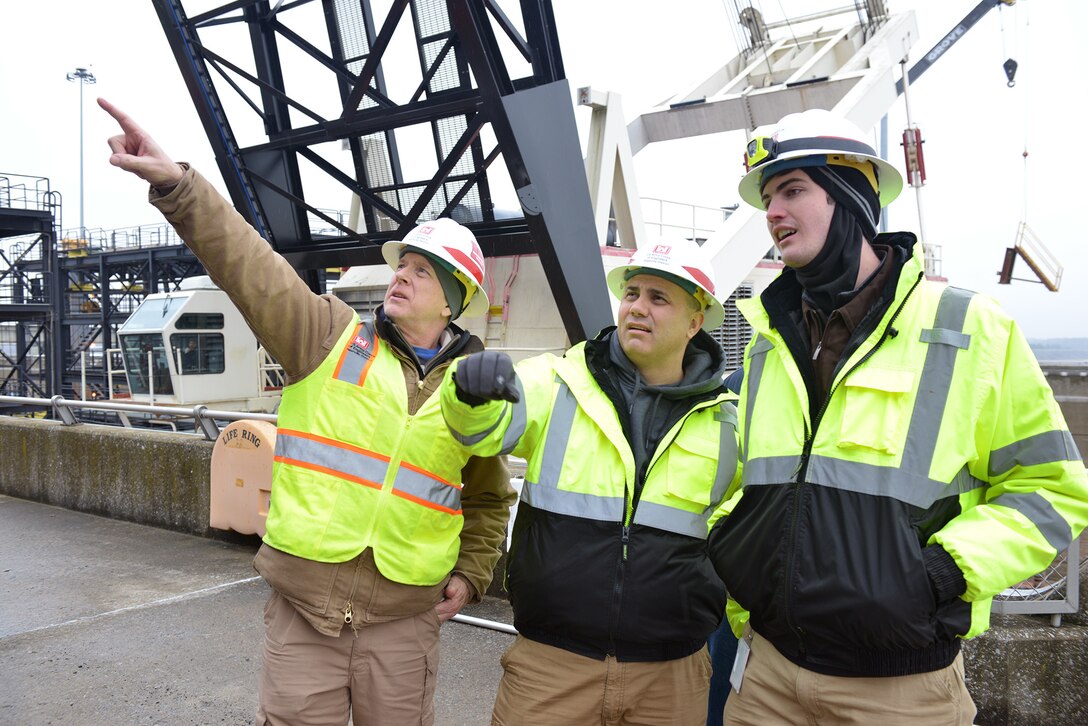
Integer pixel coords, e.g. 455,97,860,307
256,590,441,726
491,636,711,726
724,632,976,726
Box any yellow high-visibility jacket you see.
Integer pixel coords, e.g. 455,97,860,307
708,234,1088,678
443,333,741,661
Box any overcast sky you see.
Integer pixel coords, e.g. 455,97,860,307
1,0,1084,339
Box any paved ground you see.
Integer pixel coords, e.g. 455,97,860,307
0,494,512,725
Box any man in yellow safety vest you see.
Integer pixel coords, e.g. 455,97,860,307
100,98,515,726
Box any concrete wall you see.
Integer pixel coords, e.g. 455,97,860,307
0,416,214,535
1043,363,1088,457
965,558,1088,724
4,412,1088,722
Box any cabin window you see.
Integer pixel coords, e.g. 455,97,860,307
175,313,225,330
169,333,226,375
120,334,174,395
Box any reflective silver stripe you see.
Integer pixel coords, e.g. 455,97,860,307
634,500,709,538
991,491,1072,552
742,455,801,486
743,335,773,468
899,286,974,481
806,457,985,508
500,378,528,455
989,430,1083,477
275,430,389,486
537,378,578,487
448,408,506,447
712,404,739,504
744,455,986,508
634,402,740,539
394,466,462,513
919,327,970,349
520,378,624,522
334,322,376,384
521,479,624,521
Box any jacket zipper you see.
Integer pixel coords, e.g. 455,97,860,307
781,272,922,658
605,394,727,655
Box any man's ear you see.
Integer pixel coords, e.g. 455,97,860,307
689,311,704,339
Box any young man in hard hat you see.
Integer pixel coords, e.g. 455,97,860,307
707,108,1088,724
99,98,516,726
439,241,742,724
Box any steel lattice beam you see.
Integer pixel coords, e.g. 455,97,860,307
151,0,611,341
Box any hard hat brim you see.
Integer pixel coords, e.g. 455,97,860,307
738,150,903,211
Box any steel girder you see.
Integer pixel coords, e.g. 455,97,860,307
151,0,611,342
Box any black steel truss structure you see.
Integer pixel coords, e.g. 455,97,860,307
56,241,207,399
152,0,611,341
0,174,60,401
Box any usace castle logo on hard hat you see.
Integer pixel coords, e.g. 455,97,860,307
643,244,673,265
418,225,434,235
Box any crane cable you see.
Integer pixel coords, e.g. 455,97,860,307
1002,1,1031,225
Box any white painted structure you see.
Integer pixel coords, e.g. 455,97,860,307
335,6,923,366
116,276,280,412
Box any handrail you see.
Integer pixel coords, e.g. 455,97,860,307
0,394,276,442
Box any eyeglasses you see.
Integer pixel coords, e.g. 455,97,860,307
744,136,776,171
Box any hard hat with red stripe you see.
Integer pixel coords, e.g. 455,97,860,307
606,241,725,331
382,218,490,318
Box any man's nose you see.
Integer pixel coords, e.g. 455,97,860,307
765,197,785,221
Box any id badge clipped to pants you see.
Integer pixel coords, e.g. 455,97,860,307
729,626,754,694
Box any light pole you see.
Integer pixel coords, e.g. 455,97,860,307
66,66,97,239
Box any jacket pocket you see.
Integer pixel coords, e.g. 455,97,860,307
254,543,339,616
664,428,721,507
836,367,915,455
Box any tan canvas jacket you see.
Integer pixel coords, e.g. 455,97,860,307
151,165,513,635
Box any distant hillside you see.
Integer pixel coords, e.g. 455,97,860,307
1028,338,1088,363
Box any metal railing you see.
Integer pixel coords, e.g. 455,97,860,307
0,394,274,441
641,197,735,244
993,533,1085,626
1,392,1084,622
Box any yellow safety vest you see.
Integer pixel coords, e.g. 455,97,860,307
264,317,474,585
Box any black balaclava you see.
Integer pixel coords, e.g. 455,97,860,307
767,164,881,315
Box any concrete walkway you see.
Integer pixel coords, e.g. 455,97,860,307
0,494,512,725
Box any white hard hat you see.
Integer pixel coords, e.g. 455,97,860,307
382,218,490,318
606,241,726,331
738,109,903,210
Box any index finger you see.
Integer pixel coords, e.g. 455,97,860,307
97,97,142,133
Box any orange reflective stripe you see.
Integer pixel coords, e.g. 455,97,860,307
393,460,463,515
273,428,390,491
273,428,462,516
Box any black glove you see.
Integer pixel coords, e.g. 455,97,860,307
454,351,519,406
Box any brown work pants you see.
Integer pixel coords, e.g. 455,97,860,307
724,632,976,725
491,635,712,726
256,590,441,726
